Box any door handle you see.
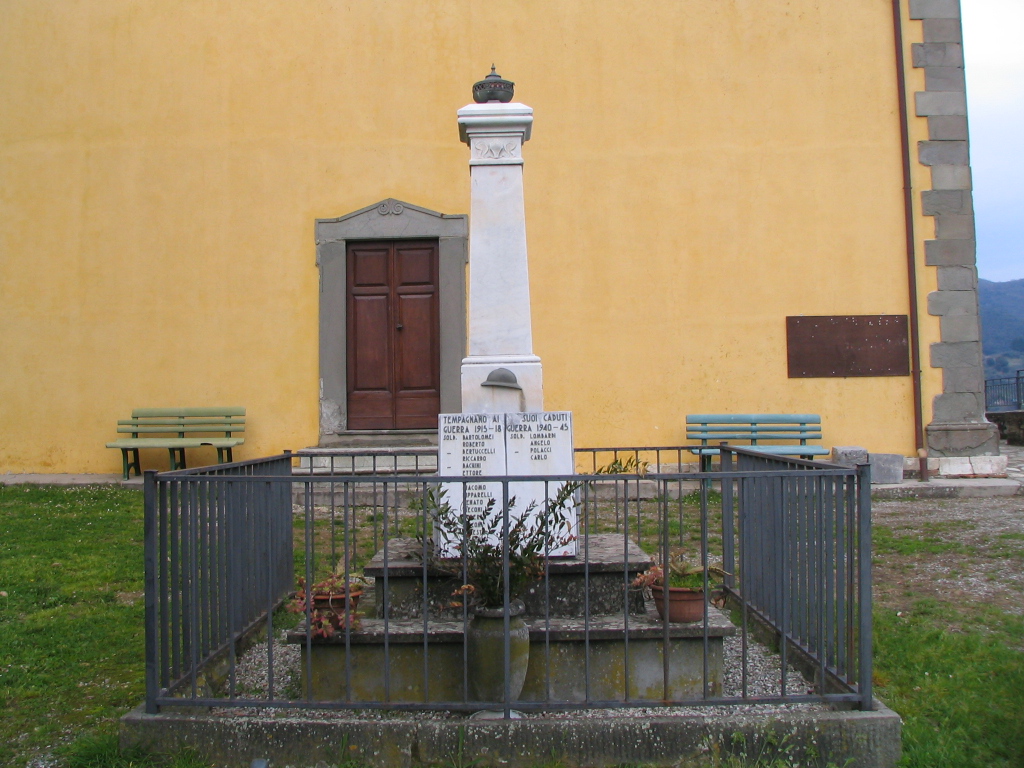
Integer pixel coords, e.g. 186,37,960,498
396,323,404,330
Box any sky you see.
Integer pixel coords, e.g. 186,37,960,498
962,0,1024,283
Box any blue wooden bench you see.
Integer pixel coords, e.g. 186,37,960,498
106,407,245,479
686,414,829,469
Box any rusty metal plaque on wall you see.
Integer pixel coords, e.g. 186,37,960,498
786,315,910,378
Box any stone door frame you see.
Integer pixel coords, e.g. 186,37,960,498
316,199,467,436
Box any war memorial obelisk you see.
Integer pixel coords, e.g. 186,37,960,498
438,69,576,557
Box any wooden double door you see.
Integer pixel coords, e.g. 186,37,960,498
346,240,440,430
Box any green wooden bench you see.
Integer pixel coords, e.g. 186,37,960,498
686,414,829,469
106,407,245,479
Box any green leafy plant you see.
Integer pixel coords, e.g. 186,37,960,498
592,455,650,476
426,483,578,609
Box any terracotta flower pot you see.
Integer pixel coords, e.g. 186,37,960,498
312,588,362,629
651,585,704,623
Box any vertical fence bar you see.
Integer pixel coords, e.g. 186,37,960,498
264,481,276,702
383,480,391,703
303,476,314,702
779,474,789,697
343,480,353,703
199,480,210,666
721,449,735,588
543,480,552,704
824,475,836,686
840,474,851,680
622,477,631,702
222,472,237,700
660,482,670,700
421,481,430,704
700,470,710,700
502,478,511,718
738,463,749,699
583,470,592,705
187,480,199,700
169,481,181,685
144,471,160,713
845,473,857,680
158,479,170,691
857,462,873,710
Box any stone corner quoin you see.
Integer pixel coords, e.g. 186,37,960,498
909,0,999,457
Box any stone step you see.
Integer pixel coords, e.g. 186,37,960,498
296,446,437,473
287,608,733,704
363,535,654,620
318,430,438,449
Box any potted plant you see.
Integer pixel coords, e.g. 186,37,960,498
291,566,369,639
427,483,577,703
632,550,728,623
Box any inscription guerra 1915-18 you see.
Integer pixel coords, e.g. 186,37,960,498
437,411,577,557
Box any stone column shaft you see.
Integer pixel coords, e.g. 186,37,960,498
457,102,543,413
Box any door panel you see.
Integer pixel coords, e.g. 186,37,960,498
350,295,390,390
347,240,440,430
396,294,436,389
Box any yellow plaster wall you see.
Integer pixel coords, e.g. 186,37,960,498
0,0,939,473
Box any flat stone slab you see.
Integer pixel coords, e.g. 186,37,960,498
872,477,1022,499
287,610,736,645
0,473,125,485
121,700,902,768
365,534,652,577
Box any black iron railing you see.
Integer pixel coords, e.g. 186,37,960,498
985,370,1024,412
143,455,293,707
144,446,873,716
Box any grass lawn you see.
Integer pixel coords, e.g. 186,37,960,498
1,484,1022,767
0,485,147,767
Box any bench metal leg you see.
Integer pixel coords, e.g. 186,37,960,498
216,447,234,464
168,447,187,471
121,448,142,480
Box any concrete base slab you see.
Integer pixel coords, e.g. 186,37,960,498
120,700,902,768
872,477,1021,499
868,454,904,484
0,473,132,486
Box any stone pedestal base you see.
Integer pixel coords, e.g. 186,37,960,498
363,535,652,620
461,355,543,413
926,421,1000,457
290,611,733,704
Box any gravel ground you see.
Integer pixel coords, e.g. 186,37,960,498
873,495,1024,620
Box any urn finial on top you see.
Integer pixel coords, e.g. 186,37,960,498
473,65,514,103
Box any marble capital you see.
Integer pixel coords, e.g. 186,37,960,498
457,102,533,151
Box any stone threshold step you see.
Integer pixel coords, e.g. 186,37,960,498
318,431,438,449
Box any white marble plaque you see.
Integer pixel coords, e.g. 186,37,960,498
504,411,578,557
436,411,578,558
437,413,506,557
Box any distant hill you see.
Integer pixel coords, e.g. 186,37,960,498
979,278,1024,378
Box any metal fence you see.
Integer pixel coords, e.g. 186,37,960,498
144,446,872,716
143,454,293,707
985,371,1024,412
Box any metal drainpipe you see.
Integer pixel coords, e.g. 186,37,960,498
891,0,930,482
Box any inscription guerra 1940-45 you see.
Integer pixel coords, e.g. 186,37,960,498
437,411,577,557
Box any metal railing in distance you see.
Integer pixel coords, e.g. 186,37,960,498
985,371,1024,412
143,446,873,716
